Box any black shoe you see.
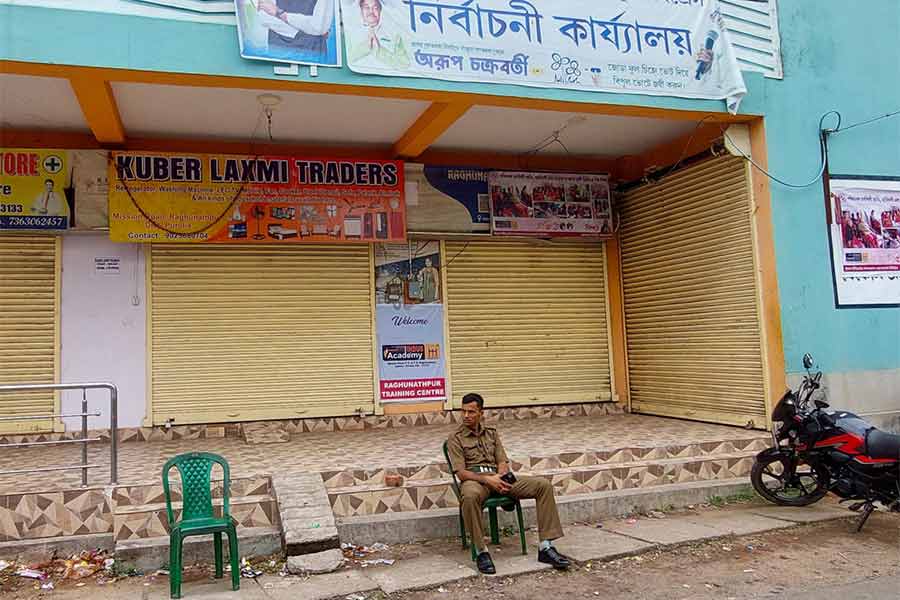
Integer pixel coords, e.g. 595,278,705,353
538,546,571,570
475,551,496,575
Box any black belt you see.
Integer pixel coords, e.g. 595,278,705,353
470,465,497,474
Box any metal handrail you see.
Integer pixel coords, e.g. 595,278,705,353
0,383,118,486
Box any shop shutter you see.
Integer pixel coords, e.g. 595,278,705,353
619,156,767,428
445,241,612,408
149,244,375,425
0,235,59,433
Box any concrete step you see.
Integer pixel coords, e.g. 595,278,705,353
115,526,282,573
113,494,280,542
242,422,291,444
319,437,769,490
271,472,340,557
112,477,280,542
336,478,756,546
328,451,760,518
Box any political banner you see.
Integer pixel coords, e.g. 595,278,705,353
488,170,612,237
828,176,900,307
235,0,342,67
342,0,746,111
108,152,405,243
375,241,447,402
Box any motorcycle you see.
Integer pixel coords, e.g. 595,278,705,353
751,353,900,531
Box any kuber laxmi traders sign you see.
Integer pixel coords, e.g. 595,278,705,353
108,153,405,243
342,0,746,111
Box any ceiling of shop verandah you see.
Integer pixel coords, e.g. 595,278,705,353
1,73,719,175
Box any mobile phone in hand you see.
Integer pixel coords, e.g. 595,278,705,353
500,471,517,485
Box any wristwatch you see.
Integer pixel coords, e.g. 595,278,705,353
275,8,286,19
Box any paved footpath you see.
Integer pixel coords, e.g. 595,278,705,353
131,502,853,600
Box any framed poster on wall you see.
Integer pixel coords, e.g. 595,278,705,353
488,171,613,237
374,241,447,403
827,175,900,308
234,0,342,67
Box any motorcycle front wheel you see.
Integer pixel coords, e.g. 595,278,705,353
751,453,829,506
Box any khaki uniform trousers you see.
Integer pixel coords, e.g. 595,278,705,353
460,476,563,548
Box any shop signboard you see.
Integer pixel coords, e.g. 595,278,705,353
375,241,447,402
108,152,405,243
405,164,492,233
488,170,612,237
342,0,745,112
234,0,342,67
0,148,73,231
828,176,900,307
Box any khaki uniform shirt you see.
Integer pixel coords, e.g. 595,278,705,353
447,424,509,474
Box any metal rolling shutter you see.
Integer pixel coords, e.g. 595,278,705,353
620,156,766,428
149,244,375,424
445,241,612,408
0,235,59,433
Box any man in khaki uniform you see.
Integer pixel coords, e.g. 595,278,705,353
447,393,570,574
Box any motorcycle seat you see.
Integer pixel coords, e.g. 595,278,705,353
865,428,900,460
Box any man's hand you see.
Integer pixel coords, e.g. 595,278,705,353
483,474,511,495
258,0,278,17
367,29,381,50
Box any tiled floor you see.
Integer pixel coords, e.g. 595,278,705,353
0,414,768,495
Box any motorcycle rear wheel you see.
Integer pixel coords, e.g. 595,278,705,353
751,454,828,506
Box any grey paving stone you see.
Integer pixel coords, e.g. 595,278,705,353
554,525,655,562
286,548,345,575
366,555,477,594
259,570,379,600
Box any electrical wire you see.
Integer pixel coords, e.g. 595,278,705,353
443,241,470,268
831,107,900,135
112,107,271,236
719,111,840,189
653,114,719,181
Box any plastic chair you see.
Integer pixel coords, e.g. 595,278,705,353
442,441,527,561
162,452,240,599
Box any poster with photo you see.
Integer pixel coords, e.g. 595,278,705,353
235,0,342,67
341,0,746,113
374,241,447,402
488,171,612,237
828,176,900,307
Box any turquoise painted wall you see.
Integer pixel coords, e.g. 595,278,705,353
0,4,766,115
757,1,900,374
1,1,898,378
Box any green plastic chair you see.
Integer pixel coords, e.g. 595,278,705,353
442,441,527,561
162,452,240,599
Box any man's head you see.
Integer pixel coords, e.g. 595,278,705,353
424,257,433,268
359,0,382,27
44,179,54,191
461,393,484,431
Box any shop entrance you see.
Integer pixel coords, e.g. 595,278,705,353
619,155,769,428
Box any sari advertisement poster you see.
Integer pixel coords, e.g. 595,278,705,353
829,176,900,307
375,241,447,402
108,153,405,244
488,171,612,237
